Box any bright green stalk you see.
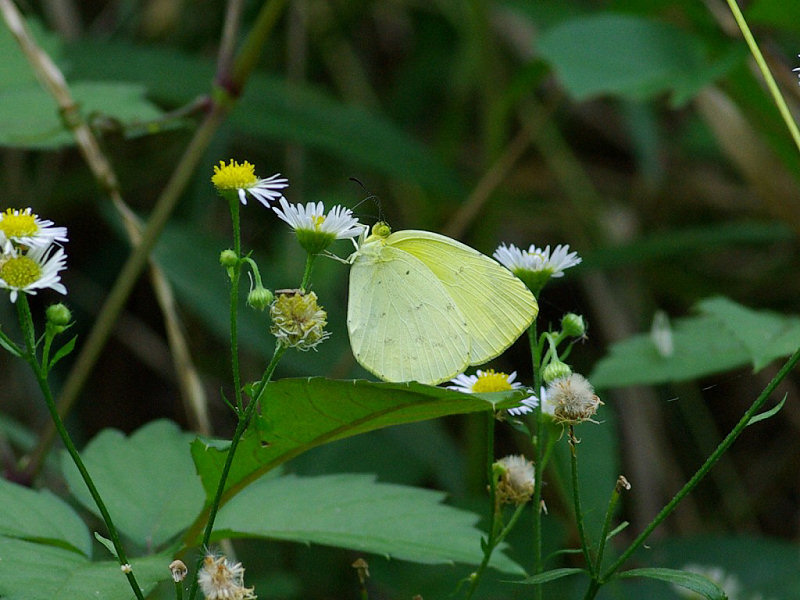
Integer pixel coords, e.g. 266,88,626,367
593,478,625,576
300,253,316,292
725,0,800,155
569,426,595,577
16,297,145,600
529,320,544,600
227,195,244,413
580,347,800,599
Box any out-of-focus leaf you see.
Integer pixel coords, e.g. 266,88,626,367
517,567,586,584
747,394,786,427
214,473,525,575
0,478,90,556
61,420,205,549
747,0,800,33
0,82,164,149
0,18,62,92
0,538,168,600
536,14,740,105
190,378,523,501
616,568,726,600
696,297,800,370
64,40,464,195
590,297,800,388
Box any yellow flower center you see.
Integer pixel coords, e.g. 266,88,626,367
0,208,38,238
472,369,514,393
0,255,41,288
211,160,258,190
311,215,325,230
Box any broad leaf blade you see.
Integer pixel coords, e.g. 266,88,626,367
617,567,727,600
191,378,522,500
61,420,205,549
0,538,168,600
0,478,90,556
214,473,525,575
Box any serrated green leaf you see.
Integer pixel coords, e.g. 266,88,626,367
61,420,205,549
48,334,76,370
516,567,586,584
0,82,164,149
0,478,90,556
536,14,737,104
214,473,524,575
697,297,800,370
0,537,168,600
191,378,523,501
616,567,727,599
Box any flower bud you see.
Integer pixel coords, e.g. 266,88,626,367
46,303,72,327
247,286,274,311
542,359,572,383
561,313,586,338
270,289,330,351
219,249,238,268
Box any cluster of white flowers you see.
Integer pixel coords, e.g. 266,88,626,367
0,208,68,303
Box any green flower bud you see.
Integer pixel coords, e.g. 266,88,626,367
46,303,72,327
561,313,586,338
247,286,274,311
542,360,572,383
219,249,238,268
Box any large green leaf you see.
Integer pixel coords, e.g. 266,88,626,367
0,478,91,556
589,297,800,388
536,14,740,104
0,18,62,92
190,379,523,502
616,567,727,600
0,538,168,600
0,82,164,149
214,473,524,575
61,420,205,549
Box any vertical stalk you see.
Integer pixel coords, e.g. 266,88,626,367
227,196,244,413
16,297,145,600
569,426,594,576
528,320,544,600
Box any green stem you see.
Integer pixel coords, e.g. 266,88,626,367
187,344,286,600
16,298,145,600
300,253,315,292
599,347,800,584
593,480,623,575
228,196,244,413
725,0,800,155
529,319,544,600
569,426,594,576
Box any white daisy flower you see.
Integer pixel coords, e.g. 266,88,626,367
211,159,288,207
0,240,67,303
0,207,68,248
448,369,541,416
273,198,364,253
494,242,581,293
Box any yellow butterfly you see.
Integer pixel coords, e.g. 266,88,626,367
347,222,538,384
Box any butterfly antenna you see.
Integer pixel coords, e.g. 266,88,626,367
348,177,384,222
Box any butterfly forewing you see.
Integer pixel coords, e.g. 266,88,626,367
388,231,538,365
348,242,471,384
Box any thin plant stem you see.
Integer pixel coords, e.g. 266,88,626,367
724,0,800,155
187,343,287,600
584,347,800,597
300,253,315,291
593,479,623,575
228,196,244,413
569,426,594,576
16,297,145,600
528,319,544,600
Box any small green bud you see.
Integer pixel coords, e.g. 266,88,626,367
561,313,586,337
247,286,274,311
46,303,72,328
542,360,572,383
219,249,238,268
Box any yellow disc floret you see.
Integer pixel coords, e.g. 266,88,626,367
0,208,38,239
471,369,515,393
0,255,42,288
211,160,259,191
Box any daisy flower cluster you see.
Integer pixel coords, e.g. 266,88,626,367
211,159,365,254
0,207,68,303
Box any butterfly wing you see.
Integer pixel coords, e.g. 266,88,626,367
388,230,538,366
348,241,471,384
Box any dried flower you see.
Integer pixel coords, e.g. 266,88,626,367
169,559,188,583
494,455,535,505
547,373,602,425
270,289,330,351
198,554,256,600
